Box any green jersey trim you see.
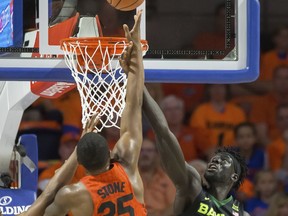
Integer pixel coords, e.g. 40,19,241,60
209,194,233,208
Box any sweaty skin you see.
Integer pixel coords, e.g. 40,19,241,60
43,10,146,216
17,114,100,216
142,87,250,216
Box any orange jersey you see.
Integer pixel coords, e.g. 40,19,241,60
249,93,281,140
260,50,288,80
238,178,254,199
267,137,286,171
141,167,176,216
189,102,246,147
80,162,147,216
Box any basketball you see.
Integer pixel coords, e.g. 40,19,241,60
107,0,144,11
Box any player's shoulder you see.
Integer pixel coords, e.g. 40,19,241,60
56,182,90,203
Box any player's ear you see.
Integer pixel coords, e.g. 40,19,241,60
231,173,239,183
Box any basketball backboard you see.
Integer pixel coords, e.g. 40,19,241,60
0,0,260,83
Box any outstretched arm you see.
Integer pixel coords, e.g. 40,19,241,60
142,87,202,210
142,87,191,187
112,10,144,173
112,10,144,202
18,115,99,216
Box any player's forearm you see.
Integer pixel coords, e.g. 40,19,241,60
143,87,188,185
44,149,78,196
120,48,144,136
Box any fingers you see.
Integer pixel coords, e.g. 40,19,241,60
119,41,133,72
89,113,100,129
133,10,142,31
123,24,131,41
82,113,100,135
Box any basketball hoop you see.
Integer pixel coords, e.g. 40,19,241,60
60,37,148,132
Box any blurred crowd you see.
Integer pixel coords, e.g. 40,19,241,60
18,56,288,216
17,0,288,216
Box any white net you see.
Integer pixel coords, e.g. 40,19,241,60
61,38,128,132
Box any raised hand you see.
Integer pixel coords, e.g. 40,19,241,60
81,113,100,137
119,41,133,73
123,10,142,46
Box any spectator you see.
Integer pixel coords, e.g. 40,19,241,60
33,89,82,134
19,106,63,162
266,192,288,216
161,83,205,121
147,95,209,161
234,122,267,181
143,83,164,135
231,27,288,96
267,104,288,176
189,84,246,155
139,138,176,216
250,65,288,145
260,26,288,81
38,131,86,192
245,170,278,216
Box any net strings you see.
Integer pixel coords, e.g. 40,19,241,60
62,40,128,132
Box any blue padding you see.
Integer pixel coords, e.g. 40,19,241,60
0,0,260,83
0,190,35,215
0,134,38,216
20,134,38,191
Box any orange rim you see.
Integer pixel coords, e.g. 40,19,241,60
60,37,148,55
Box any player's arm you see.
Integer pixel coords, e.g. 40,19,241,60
112,11,144,171
21,149,78,216
43,186,71,216
44,184,92,216
111,11,144,203
142,87,202,195
17,115,99,216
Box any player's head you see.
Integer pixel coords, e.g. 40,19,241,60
77,132,110,173
204,147,247,191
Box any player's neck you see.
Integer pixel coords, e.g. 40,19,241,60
89,162,111,175
207,184,232,201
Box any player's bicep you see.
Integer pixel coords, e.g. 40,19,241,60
44,187,71,216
